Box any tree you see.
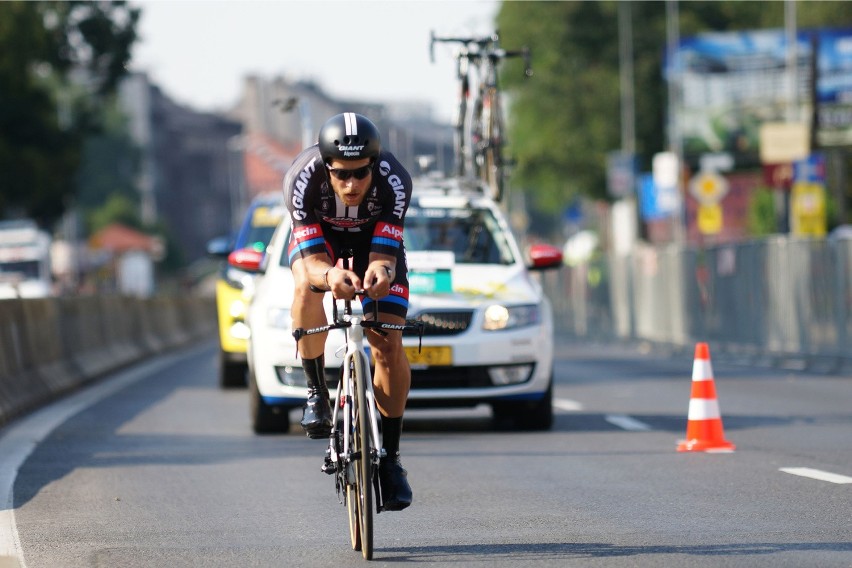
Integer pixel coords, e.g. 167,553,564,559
87,192,140,234
0,1,139,227
75,99,140,220
495,1,852,235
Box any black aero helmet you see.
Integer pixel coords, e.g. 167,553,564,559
318,112,381,162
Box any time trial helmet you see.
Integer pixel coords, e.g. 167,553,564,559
318,112,381,162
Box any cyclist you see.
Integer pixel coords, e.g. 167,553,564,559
284,112,414,511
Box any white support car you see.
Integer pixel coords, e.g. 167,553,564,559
240,176,563,433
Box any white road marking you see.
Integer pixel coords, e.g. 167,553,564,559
779,467,852,484
605,414,653,431
554,398,584,412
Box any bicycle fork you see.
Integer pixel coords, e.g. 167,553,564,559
323,342,385,505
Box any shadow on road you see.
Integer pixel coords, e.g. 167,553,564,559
378,540,852,562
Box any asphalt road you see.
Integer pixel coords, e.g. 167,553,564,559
1,338,850,567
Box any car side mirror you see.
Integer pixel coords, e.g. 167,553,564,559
228,248,264,273
206,235,232,258
527,244,563,271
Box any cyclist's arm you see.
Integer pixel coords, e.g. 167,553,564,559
284,148,354,292
366,152,411,296
370,150,412,260
364,252,397,297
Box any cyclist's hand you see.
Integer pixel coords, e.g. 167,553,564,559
327,267,361,299
364,265,391,300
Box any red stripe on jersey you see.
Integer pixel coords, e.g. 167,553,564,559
390,282,409,300
292,224,322,243
374,222,404,242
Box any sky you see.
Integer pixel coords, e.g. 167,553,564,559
131,0,499,123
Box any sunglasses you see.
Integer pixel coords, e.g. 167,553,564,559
326,163,373,181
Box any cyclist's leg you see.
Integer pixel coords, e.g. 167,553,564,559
290,257,328,357
358,251,411,419
289,233,337,438
358,249,413,511
366,313,409,419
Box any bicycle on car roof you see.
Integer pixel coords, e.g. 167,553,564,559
430,30,532,203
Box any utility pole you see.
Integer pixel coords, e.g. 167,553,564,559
785,0,798,123
666,0,685,243
619,1,635,157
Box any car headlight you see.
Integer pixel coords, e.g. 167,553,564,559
482,304,540,331
267,307,292,330
229,299,247,318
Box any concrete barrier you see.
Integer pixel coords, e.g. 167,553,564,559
0,300,53,423
0,294,216,429
20,298,82,396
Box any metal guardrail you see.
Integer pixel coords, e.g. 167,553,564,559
542,236,852,371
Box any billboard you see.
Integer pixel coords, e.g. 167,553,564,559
667,28,852,161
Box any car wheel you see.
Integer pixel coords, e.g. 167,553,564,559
492,378,553,431
219,351,247,389
249,367,291,434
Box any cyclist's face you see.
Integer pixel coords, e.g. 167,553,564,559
326,158,373,207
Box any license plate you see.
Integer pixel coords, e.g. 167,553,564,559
404,346,453,367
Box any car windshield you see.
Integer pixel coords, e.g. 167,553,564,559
277,206,516,267
242,225,278,252
404,206,515,265
236,204,283,253
0,260,40,279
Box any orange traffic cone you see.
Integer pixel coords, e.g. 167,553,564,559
677,342,735,453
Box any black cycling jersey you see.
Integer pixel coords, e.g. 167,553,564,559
285,145,412,263
283,145,413,317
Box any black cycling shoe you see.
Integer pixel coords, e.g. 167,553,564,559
379,457,412,511
300,389,332,439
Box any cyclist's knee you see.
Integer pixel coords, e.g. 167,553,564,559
370,336,405,366
293,281,322,304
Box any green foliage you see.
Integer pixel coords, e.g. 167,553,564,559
87,192,141,235
497,1,654,217
0,1,139,227
747,186,777,237
494,1,852,229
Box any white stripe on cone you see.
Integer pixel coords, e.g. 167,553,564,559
687,398,722,420
692,359,713,381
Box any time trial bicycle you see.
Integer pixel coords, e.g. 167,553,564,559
293,282,423,560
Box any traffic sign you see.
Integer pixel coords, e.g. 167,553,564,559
697,203,723,235
689,171,729,205
790,182,827,237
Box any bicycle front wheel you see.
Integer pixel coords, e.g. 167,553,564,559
345,352,374,559
355,352,374,559
346,472,361,551
345,373,361,551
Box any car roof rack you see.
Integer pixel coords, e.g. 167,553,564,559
411,174,488,198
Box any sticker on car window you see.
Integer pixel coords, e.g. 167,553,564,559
252,206,284,227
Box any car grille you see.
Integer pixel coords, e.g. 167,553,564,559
405,310,474,337
410,364,534,389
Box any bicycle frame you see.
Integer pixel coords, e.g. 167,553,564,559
294,288,423,560
327,312,384,495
